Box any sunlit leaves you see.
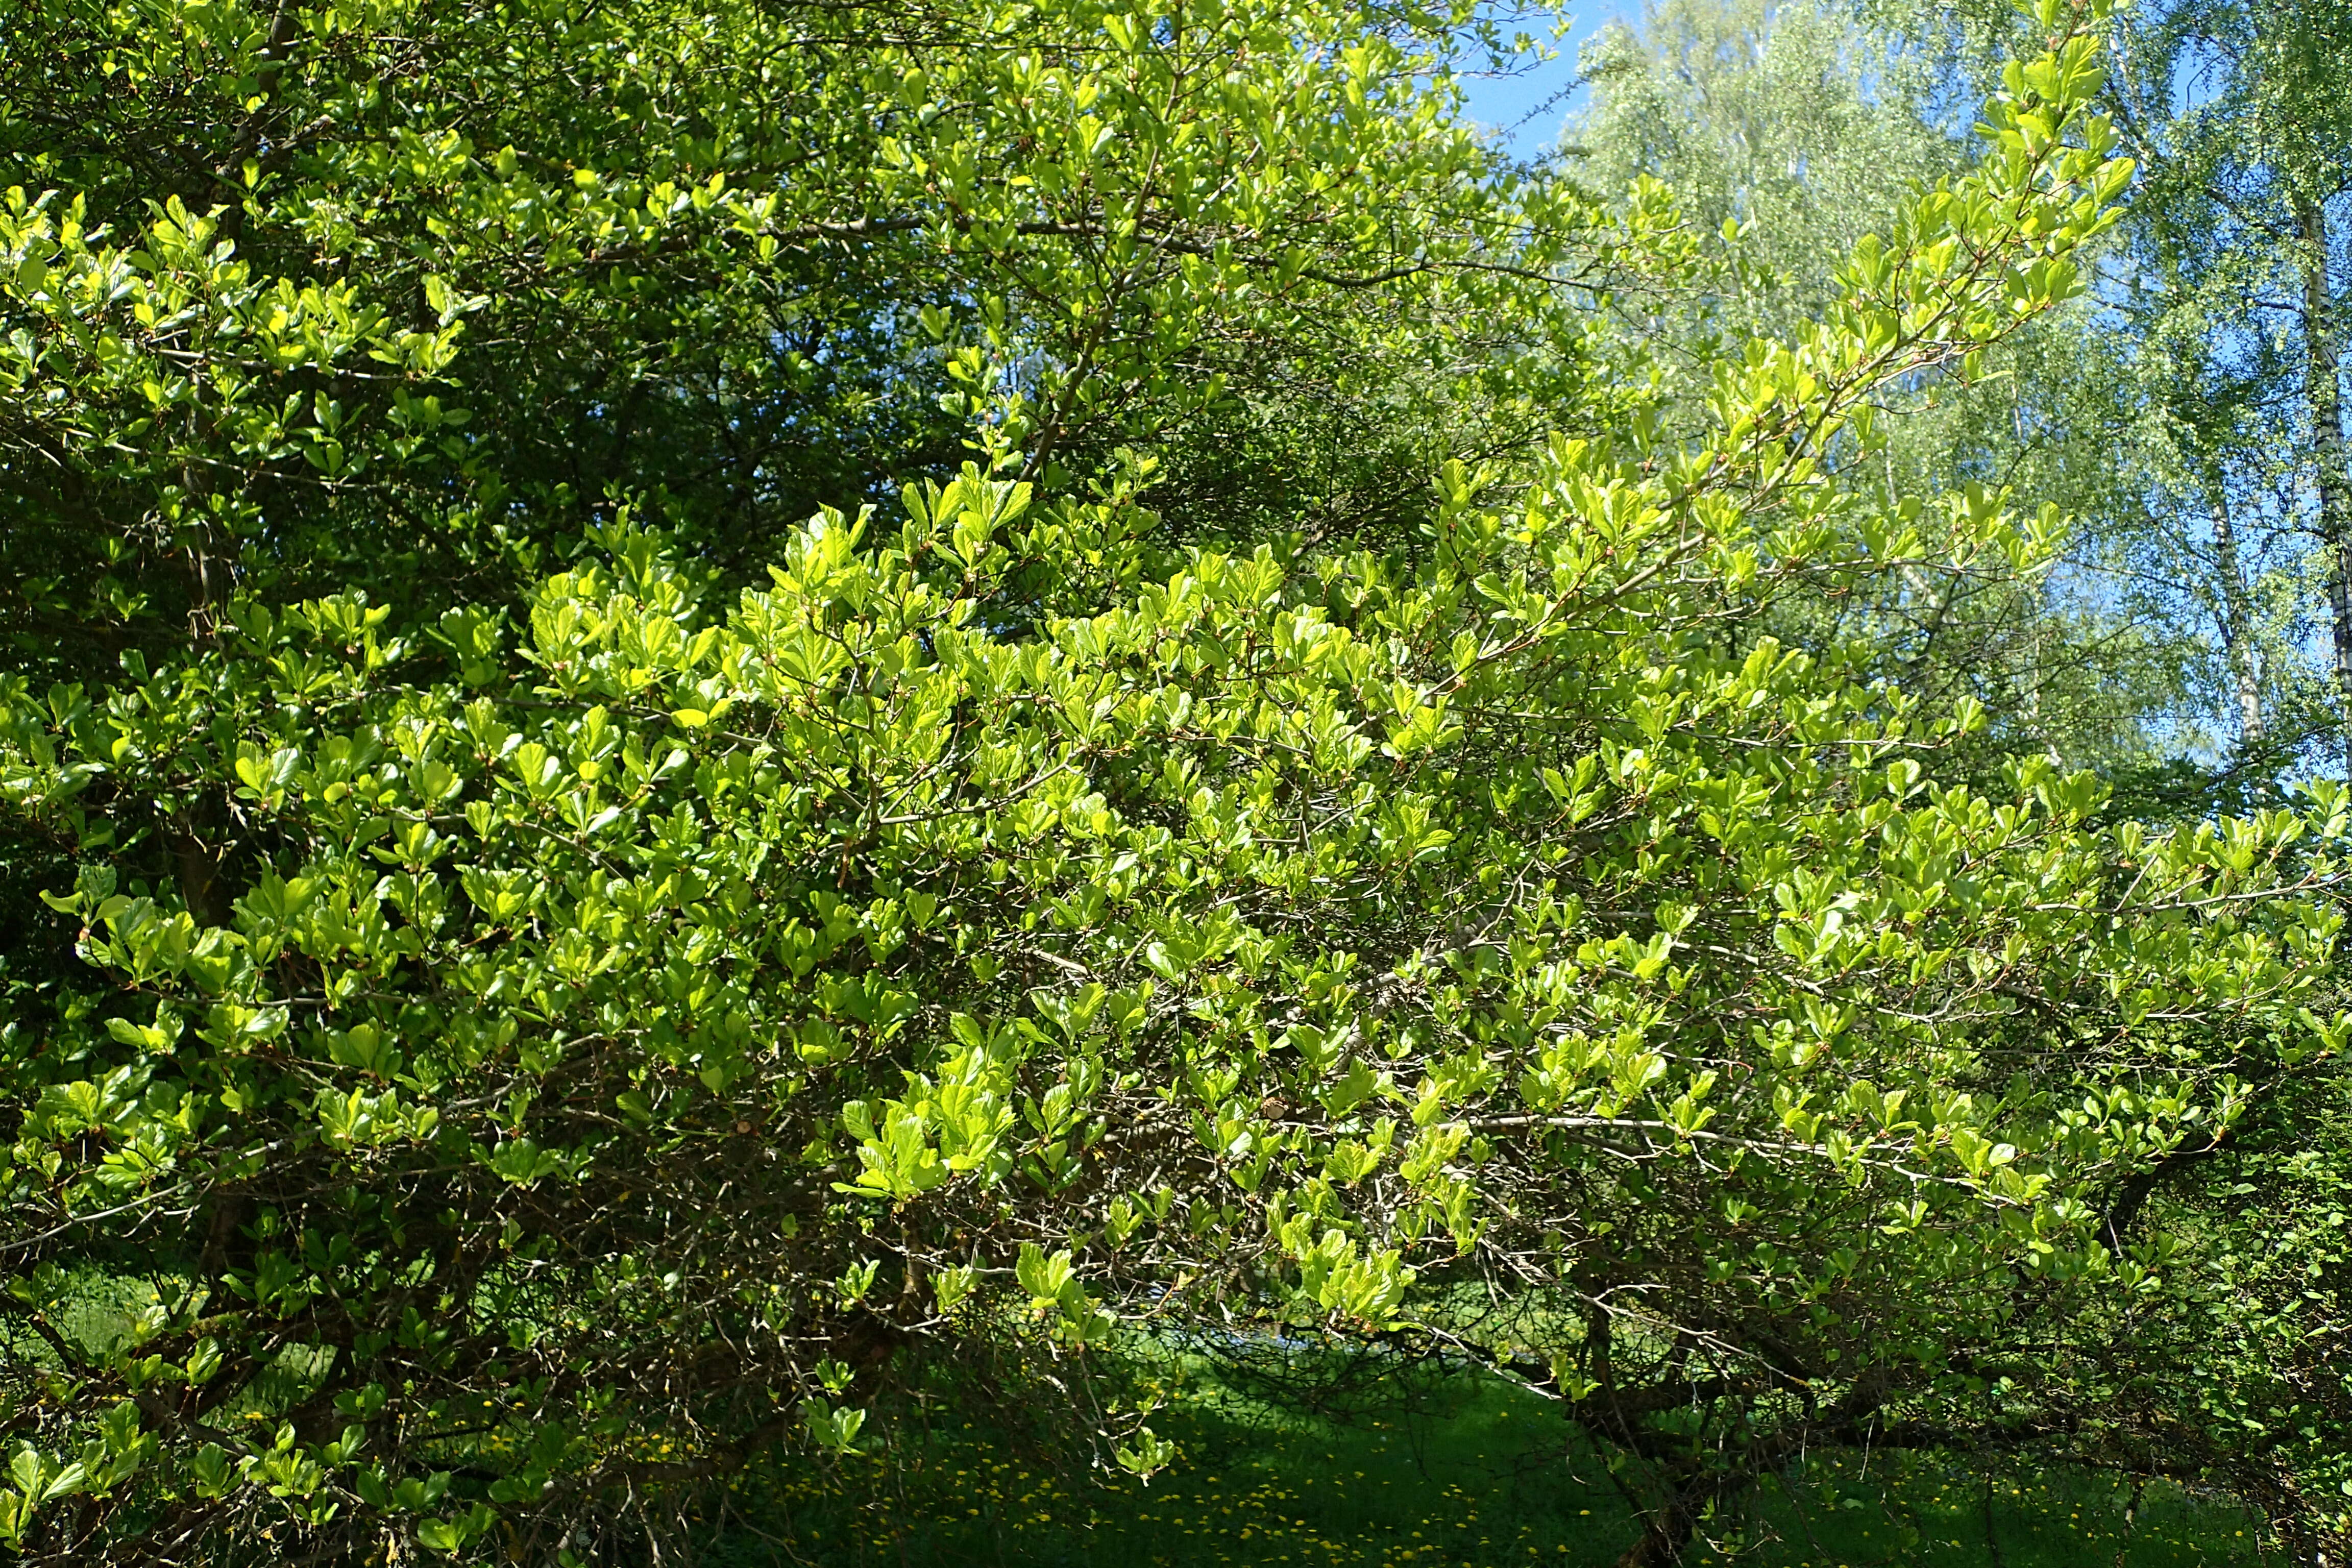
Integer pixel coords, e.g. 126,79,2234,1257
0,0,2336,1560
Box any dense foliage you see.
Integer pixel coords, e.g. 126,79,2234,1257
2,1,2347,1565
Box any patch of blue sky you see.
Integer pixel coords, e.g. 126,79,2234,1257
1448,4,1635,157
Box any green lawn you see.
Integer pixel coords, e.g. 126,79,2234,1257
707,1358,2269,1567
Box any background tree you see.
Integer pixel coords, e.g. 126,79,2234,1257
1567,0,2212,777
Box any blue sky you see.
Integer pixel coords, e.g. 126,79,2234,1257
1450,5,1637,155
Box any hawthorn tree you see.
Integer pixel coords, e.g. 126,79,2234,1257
1,1,2347,1565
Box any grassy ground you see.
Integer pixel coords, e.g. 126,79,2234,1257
708,1358,2270,1567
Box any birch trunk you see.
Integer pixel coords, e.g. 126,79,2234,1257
2203,472,2266,748
2297,193,2352,775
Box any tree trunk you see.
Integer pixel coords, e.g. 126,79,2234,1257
1614,1508,1698,1568
1612,1471,1726,1568
2296,193,2352,776
2203,472,2265,748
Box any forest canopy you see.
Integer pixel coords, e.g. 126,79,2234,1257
1,0,2347,1564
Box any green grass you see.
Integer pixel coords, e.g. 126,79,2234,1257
707,1357,2271,1567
